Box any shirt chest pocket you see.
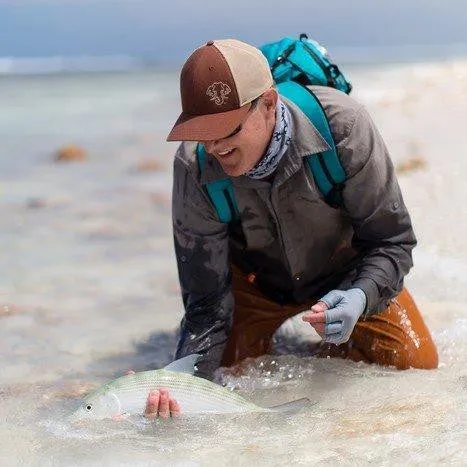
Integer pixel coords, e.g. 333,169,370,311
285,178,344,231
236,190,277,249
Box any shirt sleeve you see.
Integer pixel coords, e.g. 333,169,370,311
171,147,234,379
337,106,417,316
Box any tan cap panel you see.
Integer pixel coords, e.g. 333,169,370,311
214,39,273,105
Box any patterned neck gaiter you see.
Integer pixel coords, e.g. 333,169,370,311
245,98,292,179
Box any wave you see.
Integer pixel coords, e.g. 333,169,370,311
2,43,466,76
0,55,150,76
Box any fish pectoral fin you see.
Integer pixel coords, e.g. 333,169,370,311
267,397,313,413
163,354,202,375
109,392,122,410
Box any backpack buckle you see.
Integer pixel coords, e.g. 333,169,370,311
271,43,296,71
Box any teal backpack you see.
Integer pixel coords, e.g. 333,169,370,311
196,34,352,223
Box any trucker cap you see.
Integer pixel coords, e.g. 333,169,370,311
166,39,274,142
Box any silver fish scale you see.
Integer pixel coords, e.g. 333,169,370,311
98,370,263,414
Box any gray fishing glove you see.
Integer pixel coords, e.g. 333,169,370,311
320,288,367,345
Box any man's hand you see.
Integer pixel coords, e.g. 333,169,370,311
144,388,181,419
122,371,181,419
302,288,366,345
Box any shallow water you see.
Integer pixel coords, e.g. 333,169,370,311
1,63,467,466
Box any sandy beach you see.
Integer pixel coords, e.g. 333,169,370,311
1,59,466,465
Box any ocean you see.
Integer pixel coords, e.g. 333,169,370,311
1,61,466,465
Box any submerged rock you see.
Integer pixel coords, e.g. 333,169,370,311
396,157,427,175
55,145,87,162
26,197,46,209
150,192,171,211
134,158,164,173
0,304,20,317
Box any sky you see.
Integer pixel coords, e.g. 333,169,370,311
0,0,466,64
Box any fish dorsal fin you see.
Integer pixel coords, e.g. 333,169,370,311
163,354,201,375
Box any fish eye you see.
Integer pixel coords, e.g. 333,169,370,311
86,405,92,411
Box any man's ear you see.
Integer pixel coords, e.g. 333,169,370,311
261,87,278,115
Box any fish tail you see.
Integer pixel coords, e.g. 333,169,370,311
267,397,312,413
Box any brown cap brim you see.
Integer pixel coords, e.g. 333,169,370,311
166,103,251,142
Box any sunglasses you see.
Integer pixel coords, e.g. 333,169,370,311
222,98,259,140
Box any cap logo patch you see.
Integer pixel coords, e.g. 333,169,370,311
206,82,231,106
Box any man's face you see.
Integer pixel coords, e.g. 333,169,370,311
202,89,278,177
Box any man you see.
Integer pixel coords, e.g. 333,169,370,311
145,39,438,418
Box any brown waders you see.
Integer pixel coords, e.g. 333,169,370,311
222,266,438,370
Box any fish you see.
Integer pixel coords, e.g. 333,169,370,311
70,355,310,421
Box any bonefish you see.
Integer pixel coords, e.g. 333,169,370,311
70,355,310,420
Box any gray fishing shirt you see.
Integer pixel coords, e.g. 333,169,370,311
171,86,417,379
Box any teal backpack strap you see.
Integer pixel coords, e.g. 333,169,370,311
196,143,239,223
277,81,346,207
196,80,345,221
